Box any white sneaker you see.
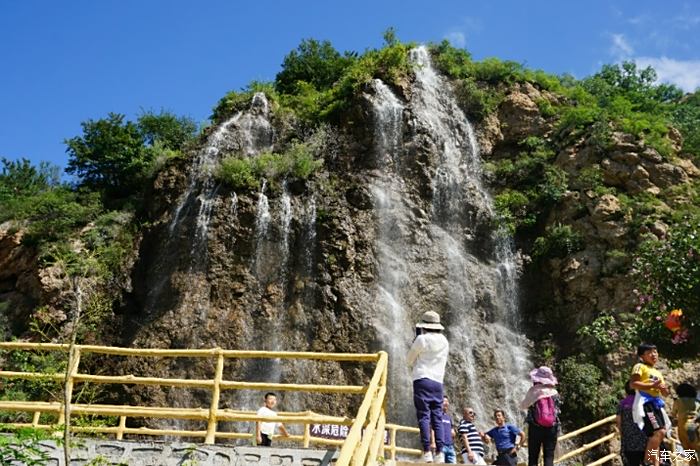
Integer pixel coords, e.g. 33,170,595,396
422,451,433,463
433,452,445,463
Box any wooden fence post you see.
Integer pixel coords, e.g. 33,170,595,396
205,349,225,444
58,347,81,425
116,415,126,440
303,423,311,448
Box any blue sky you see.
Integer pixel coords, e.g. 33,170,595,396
2,0,699,172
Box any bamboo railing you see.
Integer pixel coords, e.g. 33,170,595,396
554,414,686,466
2,342,685,466
0,342,390,465
554,414,617,464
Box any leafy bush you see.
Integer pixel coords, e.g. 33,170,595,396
494,189,534,234
216,142,323,190
0,427,52,465
538,166,568,204
217,157,257,190
430,40,473,79
578,314,630,353
556,355,619,424
535,98,556,118
631,216,700,353
210,82,278,124
452,78,502,120
531,223,584,260
0,349,66,424
671,90,700,158
470,57,524,85
0,188,103,248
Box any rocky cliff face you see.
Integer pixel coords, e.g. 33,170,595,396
113,47,531,426
476,82,699,351
2,48,698,429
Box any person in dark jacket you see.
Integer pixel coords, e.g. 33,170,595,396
617,382,647,466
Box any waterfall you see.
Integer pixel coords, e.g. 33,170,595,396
369,48,531,427
280,182,293,290
368,79,414,423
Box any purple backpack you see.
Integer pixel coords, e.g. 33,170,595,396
532,396,557,427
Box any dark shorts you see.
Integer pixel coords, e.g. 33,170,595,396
495,450,518,466
258,433,272,446
641,401,665,436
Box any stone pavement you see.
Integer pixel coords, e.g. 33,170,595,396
28,438,340,465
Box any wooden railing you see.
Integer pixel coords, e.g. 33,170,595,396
5,342,682,466
554,414,685,466
554,414,617,465
0,342,390,465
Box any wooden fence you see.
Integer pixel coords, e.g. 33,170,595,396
0,342,686,466
0,342,390,466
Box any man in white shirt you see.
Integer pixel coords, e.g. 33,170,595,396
407,311,449,463
256,392,289,446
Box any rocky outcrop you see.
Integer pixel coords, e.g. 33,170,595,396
496,82,555,142
0,226,41,335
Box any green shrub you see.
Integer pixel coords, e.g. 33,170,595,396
535,98,556,117
531,223,584,260
217,142,323,190
0,427,52,465
556,355,619,424
631,216,700,353
672,90,700,158
452,78,502,120
470,57,524,85
0,158,60,200
430,40,473,79
494,190,534,234
2,188,103,248
217,157,258,190
578,314,626,353
210,82,278,124
537,166,568,204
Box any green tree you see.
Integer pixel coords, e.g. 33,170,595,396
275,39,355,94
137,110,198,150
0,158,59,199
65,113,147,198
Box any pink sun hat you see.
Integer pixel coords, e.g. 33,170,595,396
530,366,558,385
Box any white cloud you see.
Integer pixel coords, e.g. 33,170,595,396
443,17,481,49
610,33,634,59
445,31,466,48
635,56,700,91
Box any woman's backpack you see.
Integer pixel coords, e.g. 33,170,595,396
532,396,557,427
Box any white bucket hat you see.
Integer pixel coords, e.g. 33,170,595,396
415,311,444,330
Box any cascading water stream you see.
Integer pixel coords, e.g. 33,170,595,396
138,93,275,432
368,79,415,422
412,46,530,419
369,48,531,427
